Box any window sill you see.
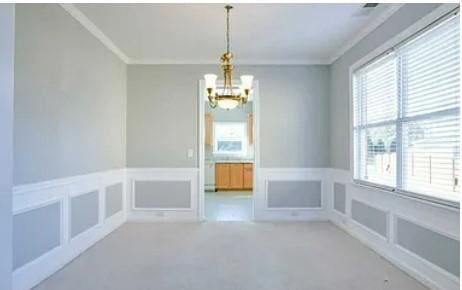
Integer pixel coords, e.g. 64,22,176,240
351,179,460,211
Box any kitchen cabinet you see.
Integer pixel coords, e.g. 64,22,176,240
215,162,253,190
215,163,230,190
205,113,213,146
243,163,253,189
229,163,244,189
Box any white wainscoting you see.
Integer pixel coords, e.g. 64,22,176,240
254,168,330,221
12,169,127,290
10,166,460,290
326,169,460,290
126,168,199,221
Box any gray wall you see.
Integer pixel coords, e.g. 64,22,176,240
329,3,441,170
127,65,330,168
0,4,15,290
14,4,127,185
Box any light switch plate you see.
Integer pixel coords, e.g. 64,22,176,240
187,149,194,158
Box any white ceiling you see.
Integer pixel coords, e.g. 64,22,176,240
69,3,402,65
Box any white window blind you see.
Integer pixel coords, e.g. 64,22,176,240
353,10,460,203
353,54,398,187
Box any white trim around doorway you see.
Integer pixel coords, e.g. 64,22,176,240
198,80,260,221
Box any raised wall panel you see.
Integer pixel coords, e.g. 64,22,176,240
333,182,346,214
13,202,61,270
105,183,123,218
70,191,99,238
351,200,387,238
267,180,322,208
134,180,191,209
396,217,460,277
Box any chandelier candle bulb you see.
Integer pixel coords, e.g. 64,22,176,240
204,5,254,110
204,74,217,89
240,75,254,90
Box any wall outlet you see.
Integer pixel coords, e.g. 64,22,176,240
187,148,194,158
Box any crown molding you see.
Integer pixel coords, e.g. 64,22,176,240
128,58,331,65
59,3,130,64
60,3,405,66
328,3,404,64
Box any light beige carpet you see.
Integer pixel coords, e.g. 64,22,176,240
34,222,428,290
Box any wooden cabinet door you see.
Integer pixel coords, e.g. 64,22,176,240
215,163,230,190
205,113,213,146
229,163,244,189
243,163,253,189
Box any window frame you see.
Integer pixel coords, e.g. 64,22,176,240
349,5,460,208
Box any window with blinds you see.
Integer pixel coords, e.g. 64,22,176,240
353,10,460,203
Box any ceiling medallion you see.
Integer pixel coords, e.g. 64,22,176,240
204,5,254,110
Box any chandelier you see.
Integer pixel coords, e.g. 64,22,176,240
204,5,254,110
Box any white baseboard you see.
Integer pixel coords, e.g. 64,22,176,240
12,169,127,290
128,211,198,222
328,169,460,290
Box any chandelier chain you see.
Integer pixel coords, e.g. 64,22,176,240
226,5,231,54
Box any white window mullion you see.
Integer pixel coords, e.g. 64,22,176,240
396,49,406,190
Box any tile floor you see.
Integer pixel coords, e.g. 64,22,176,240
205,191,253,221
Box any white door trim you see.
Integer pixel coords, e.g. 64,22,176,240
197,80,260,221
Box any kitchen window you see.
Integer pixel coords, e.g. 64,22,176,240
213,122,247,156
352,10,460,203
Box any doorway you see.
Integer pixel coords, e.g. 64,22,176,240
198,80,259,221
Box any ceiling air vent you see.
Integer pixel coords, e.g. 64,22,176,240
363,3,379,8
352,3,380,17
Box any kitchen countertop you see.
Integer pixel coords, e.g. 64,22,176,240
205,158,254,164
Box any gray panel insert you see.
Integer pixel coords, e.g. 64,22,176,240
396,217,460,277
135,180,191,209
71,191,99,238
13,202,61,270
267,180,322,208
333,182,346,214
106,183,123,218
351,200,387,238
